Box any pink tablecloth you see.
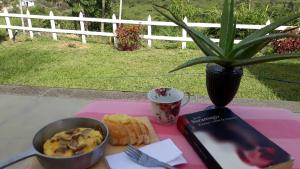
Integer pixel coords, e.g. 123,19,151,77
76,100,300,169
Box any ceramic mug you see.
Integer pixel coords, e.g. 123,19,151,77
147,88,190,124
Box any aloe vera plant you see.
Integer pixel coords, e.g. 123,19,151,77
153,0,300,72
154,0,300,107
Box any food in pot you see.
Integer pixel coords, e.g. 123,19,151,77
43,128,103,157
103,114,150,146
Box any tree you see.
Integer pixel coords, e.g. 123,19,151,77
64,0,112,30
45,0,66,7
169,0,199,21
1,0,18,7
119,0,122,20
101,0,105,31
287,0,294,12
19,0,25,33
236,0,254,10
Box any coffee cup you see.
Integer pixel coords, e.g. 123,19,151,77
147,88,190,124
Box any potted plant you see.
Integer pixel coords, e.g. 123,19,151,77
154,0,300,107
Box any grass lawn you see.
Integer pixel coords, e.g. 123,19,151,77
0,35,299,101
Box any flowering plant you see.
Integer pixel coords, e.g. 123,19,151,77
272,27,300,54
116,25,142,51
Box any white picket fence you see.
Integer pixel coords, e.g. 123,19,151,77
0,8,293,49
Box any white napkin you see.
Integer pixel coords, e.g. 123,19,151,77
105,139,187,169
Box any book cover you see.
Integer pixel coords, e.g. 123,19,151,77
177,107,294,169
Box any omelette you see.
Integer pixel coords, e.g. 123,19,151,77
43,128,103,157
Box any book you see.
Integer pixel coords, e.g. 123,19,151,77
177,107,294,169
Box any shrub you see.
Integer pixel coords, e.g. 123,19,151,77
169,0,200,21
116,25,142,51
199,8,221,38
236,3,269,25
272,27,300,54
235,3,269,39
200,3,270,39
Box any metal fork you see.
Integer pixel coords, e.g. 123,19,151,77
124,145,177,169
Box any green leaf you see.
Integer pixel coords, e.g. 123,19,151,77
188,29,224,56
231,33,300,57
231,53,300,67
153,5,224,57
234,42,270,59
227,20,236,58
153,5,213,56
169,56,225,73
220,0,235,56
240,13,300,44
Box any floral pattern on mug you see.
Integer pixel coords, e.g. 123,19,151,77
148,87,190,124
155,101,181,123
155,88,170,97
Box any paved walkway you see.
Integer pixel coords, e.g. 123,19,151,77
0,85,299,169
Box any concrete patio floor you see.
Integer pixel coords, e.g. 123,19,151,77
0,85,299,113
0,84,299,169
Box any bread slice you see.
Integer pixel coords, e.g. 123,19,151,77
137,121,151,144
131,119,144,145
103,114,131,145
103,119,129,146
124,122,138,145
103,114,151,146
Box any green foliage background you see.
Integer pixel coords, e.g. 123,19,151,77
1,0,300,46
3,0,300,34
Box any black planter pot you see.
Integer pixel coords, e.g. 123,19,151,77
206,64,243,107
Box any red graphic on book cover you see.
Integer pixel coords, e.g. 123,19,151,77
177,108,292,169
197,120,290,168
